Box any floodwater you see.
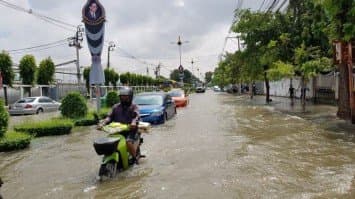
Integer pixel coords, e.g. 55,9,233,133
1,90,355,198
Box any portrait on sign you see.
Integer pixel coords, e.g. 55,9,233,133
83,0,104,23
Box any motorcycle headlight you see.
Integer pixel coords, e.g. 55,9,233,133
151,110,163,116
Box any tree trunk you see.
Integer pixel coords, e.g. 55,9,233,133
3,87,8,106
337,62,351,119
312,76,317,103
264,72,270,103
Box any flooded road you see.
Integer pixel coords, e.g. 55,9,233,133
1,91,355,198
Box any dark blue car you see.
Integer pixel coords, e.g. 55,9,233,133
133,92,176,124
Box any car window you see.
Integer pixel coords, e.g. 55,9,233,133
39,97,53,103
17,98,36,103
169,91,183,97
133,95,163,106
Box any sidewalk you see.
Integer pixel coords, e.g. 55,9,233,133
248,95,355,137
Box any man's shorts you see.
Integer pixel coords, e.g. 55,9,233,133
125,131,139,143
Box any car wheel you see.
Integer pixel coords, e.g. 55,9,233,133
36,108,43,114
164,112,168,121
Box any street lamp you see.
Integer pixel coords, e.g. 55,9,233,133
191,59,195,86
107,41,116,68
171,36,189,85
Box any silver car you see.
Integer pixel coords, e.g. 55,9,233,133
8,96,61,115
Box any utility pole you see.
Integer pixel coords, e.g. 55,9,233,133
191,59,195,86
155,63,161,79
107,41,116,68
68,25,84,84
171,36,189,86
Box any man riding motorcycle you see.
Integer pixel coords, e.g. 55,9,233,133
98,87,140,164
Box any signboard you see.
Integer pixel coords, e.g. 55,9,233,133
333,40,343,64
82,0,106,85
178,65,184,73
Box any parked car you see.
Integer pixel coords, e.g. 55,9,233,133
168,89,189,107
226,84,238,93
213,86,221,92
133,92,176,124
196,86,206,93
8,96,61,115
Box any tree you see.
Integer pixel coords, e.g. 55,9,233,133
83,67,90,95
19,55,36,96
205,72,213,84
170,69,194,84
233,10,283,101
315,0,355,120
37,57,55,96
0,51,15,105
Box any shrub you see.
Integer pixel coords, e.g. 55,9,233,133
14,119,73,137
0,99,9,137
0,131,31,152
92,107,111,120
74,113,99,126
60,92,88,119
106,91,119,107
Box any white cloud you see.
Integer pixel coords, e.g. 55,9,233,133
174,0,185,7
0,0,262,81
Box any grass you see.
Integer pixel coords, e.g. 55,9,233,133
0,131,32,152
14,119,73,137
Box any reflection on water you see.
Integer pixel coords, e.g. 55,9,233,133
1,92,355,198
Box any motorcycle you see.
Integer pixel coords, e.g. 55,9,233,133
94,122,150,180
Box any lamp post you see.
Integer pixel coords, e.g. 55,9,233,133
107,41,116,68
171,36,189,86
191,59,195,86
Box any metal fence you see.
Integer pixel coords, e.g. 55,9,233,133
0,84,159,105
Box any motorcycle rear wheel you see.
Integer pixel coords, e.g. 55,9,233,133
99,162,117,178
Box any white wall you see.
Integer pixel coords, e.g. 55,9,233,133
267,73,340,100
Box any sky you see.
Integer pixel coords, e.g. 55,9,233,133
0,0,275,82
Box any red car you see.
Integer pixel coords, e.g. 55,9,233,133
168,89,189,107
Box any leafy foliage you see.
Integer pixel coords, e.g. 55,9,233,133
0,99,9,137
0,51,15,86
106,91,119,107
37,57,55,85
19,55,37,85
60,92,88,119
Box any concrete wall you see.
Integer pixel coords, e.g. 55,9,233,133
266,73,339,100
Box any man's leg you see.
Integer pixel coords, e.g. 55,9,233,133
126,141,136,158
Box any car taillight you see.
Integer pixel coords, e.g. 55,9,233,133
24,104,32,109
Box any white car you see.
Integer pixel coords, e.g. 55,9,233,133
8,96,61,115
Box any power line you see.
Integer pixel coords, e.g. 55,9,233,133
7,43,68,55
6,39,68,52
219,0,243,61
258,0,267,11
0,0,76,31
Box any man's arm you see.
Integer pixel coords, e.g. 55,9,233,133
97,105,116,129
130,104,140,127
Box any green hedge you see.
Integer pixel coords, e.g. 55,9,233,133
14,119,73,137
0,99,9,137
91,107,111,120
74,113,99,126
0,131,31,152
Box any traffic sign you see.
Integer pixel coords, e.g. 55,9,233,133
179,73,184,79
